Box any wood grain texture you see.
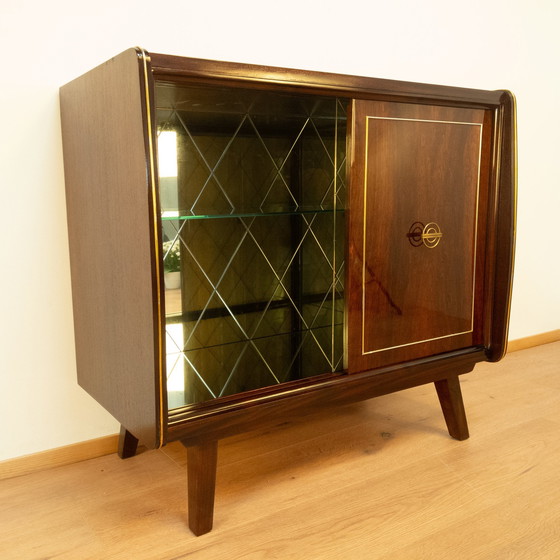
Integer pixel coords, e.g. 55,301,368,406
185,440,218,536
346,101,492,372
0,342,558,559
149,51,504,107
60,48,162,448
434,376,469,440
168,348,483,446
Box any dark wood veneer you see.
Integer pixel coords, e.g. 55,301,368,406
168,348,485,446
346,101,493,372
60,49,162,449
486,91,517,361
186,441,218,536
434,376,470,441
149,52,505,107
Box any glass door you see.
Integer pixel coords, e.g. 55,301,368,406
155,83,347,408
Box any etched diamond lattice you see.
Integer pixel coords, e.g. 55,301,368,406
157,84,346,407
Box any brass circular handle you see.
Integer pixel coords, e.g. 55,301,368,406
407,222,443,248
421,222,443,248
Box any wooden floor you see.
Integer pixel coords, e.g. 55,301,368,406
2,343,560,559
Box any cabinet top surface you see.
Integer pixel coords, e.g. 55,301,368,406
143,48,508,108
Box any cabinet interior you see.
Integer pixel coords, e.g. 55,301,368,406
155,82,348,409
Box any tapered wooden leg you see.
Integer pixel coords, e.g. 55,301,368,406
434,376,470,441
118,426,139,459
185,440,218,536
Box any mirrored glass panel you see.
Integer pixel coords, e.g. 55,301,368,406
155,82,347,409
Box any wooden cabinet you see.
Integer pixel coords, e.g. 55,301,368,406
60,48,516,535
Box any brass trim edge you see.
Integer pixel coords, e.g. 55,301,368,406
361,115,484,356
361,113,370,355
139,48,165,448
365,116,483,127
364,329,475,354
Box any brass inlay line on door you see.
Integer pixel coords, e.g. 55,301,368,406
361,115,484,356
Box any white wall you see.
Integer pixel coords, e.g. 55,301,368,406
1,0,558,461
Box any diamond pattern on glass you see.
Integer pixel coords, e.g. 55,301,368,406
157,84,346,408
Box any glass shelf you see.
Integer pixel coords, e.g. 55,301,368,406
161,207,344,221
165,291,344,323
167,320,344,355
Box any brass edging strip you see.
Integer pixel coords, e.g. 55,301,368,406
361,114,370,355
364,116,484,127
365,329,475,354
139,48,165,448
362,115,484,356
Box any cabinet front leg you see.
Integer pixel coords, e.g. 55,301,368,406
434,376,469,441
118,426,139,459
184,440,218,536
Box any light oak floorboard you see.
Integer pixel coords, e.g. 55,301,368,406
1,342,559,559
0,435,119,481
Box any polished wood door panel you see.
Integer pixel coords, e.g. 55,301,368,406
363,116,480,350
347,101,488,372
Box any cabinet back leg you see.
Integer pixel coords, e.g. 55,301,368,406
118,426,139,459
184,440,218,536
434,376,470,441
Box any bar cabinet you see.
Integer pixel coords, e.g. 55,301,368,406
60,48,516,535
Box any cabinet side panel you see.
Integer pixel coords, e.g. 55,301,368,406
60,49,160,448
486,91,517,361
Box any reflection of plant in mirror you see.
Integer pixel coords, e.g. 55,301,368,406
163,240,181,272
